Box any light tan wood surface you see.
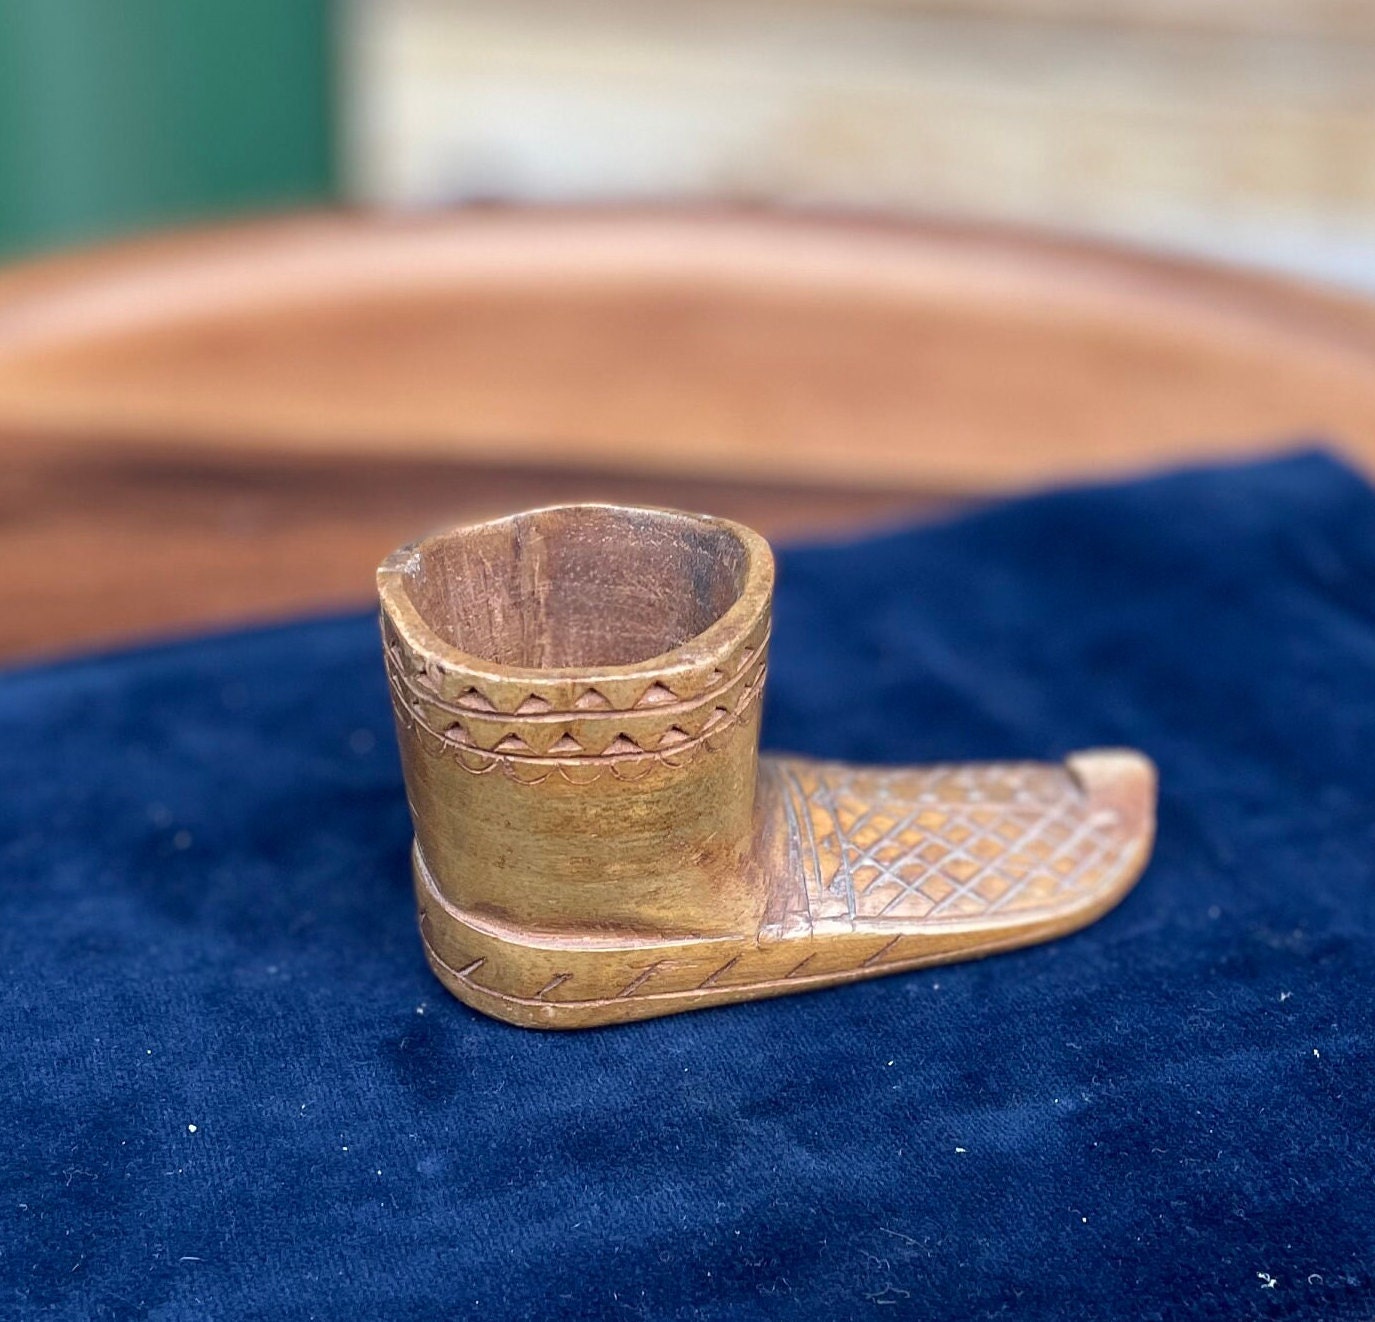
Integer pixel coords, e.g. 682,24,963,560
3,208,1375,663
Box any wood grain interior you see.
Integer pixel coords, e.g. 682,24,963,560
405,507,749,669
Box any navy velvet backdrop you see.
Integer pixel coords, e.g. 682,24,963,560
3,454,1373,1320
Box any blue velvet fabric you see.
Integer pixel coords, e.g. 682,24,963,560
4,453,1374,1321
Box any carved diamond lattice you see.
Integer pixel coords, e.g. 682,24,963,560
783,761,1126,925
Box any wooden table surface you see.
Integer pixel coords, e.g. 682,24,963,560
4,208,1375,665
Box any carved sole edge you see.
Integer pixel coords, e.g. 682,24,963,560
413,749,1157,1029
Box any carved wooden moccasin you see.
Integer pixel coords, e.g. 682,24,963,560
378,505,1156,1029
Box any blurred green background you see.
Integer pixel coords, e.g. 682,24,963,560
0,0,335,258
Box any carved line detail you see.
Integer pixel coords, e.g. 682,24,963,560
431,939,836,1007
386,622,771,721
389,664,766,782
424,928,1046,1014
781,764,824,924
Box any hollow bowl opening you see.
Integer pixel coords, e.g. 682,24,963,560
402,506,751,669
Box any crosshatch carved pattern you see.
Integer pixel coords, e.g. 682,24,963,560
780,760,1129,927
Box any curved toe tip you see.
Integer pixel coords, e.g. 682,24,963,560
1067,747,1157,835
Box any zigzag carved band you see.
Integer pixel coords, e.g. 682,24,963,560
389,663,766,783
389,627,770,723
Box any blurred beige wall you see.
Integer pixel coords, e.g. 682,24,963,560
342,0,1375,290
